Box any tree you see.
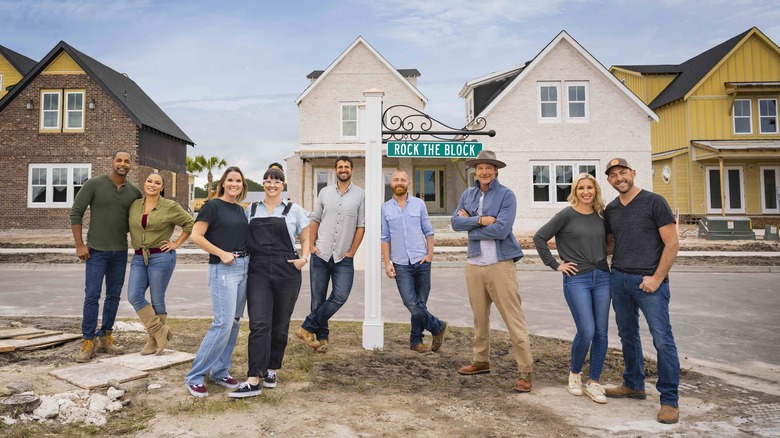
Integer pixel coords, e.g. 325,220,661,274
193,155,227,199
186,156,203,174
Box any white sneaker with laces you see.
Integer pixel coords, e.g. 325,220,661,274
567,372,583,396
585,381,607,404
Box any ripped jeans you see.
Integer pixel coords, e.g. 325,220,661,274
185,258,248,385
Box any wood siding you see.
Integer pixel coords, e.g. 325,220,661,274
0,55,25,100
41,52,85,75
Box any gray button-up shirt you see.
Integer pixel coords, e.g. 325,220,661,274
311,183,365,263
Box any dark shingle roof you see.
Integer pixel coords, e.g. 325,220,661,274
306,68,421,80
612,65,682,74
473,69,524,117
0,44,37,77
0,41,193,144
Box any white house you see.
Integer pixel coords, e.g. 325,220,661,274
459,30,658,232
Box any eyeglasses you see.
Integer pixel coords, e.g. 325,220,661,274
262,180,284,186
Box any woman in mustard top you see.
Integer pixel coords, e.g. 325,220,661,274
128,172,194,355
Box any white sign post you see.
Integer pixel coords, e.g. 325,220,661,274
362,88,385,350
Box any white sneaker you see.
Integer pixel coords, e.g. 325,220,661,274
567,372,583,396
585,381,607,404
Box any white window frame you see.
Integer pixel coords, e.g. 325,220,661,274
530,161,598,205
566,82,588,121
759,166,780,214
64,91,85,131
340,102,359,139
733,99,752,134
705,166,746,214
758,98,778,134
312,167,336,207
0,74,3,95
41,91,61,130
538,82,560,122
27,163,91,208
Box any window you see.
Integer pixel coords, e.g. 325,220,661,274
341,103,358,138
706,167,745,214
539,84,559,120
383,168,396,201
760,166,780,214
759,99,778,134
733,99,752,134
567,83,587,119
28,164,91,207
65,92,84,130
531,162,597,204
0,74,3,94
41,91,60,130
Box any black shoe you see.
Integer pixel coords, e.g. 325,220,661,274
263,370,277,389
228,381,261,398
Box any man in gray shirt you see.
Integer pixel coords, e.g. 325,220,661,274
296,156,365,353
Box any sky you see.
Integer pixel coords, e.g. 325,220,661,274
2,0,779,186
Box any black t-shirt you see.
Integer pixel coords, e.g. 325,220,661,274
196,199,248,264
605,189,675,276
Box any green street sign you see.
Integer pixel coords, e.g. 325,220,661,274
386,141,483,158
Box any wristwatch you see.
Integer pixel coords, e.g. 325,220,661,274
303,255,310,263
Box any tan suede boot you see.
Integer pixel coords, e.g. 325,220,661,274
75,339,96,363
136,304,170,355
159,314,173,341
140,333,157,355
97,330,123,355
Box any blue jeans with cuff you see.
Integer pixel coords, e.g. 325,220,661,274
82,249,128,339
302,255,355,341
393,261,443,347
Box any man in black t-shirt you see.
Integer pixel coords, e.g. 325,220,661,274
603,158,681,425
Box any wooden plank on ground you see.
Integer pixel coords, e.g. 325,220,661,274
100,350,195,371
0,328,45,339
0,343,15,353
50,362,148,389
12,330,63,340
3,333,81,349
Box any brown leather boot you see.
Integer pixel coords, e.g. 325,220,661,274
97,331,123,355
136,304,170,355
75,339,96,363
657,405,679,424
457,362,490,375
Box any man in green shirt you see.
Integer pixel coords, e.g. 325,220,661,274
70,151,142,362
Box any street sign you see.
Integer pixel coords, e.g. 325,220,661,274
386,141,482,158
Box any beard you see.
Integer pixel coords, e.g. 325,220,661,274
337,172,351,182
392,185,407,196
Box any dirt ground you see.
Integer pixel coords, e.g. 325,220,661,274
2,316,778,437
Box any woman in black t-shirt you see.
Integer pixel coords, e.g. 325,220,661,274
184,166,249,398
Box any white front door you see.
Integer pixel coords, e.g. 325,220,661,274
760,166,780,214
706,166,745,214
414,167,445,214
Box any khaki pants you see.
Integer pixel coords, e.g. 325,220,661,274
465,260,533,373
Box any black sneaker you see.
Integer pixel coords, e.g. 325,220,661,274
263,370,277,388
228,381,261,398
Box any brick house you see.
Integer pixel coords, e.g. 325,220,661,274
0,41,193,229
459,31,658,232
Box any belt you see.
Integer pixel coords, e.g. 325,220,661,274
135,248,164,256
232,251,249,258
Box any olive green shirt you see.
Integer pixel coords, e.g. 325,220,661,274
70,175,142,251
129,197,194,263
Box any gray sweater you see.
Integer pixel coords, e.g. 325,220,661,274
533,207,609,273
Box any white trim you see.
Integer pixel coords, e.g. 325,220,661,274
40,90,61,130
296,36,427,104
340,102,359,139
538,82,560,122
566,81,589,122
759,166,780,214
458,63,526,97
705,166,746,214
733,98,752,134
64,91,85,131
474,30,658,122
0,73,3,95
27,163,92,208
311,167,336,208
529,161,598,205
758,98,778,134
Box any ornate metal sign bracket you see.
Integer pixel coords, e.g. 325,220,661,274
381,104,495,142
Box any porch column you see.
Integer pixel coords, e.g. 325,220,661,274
719,156,725,216
362,88,385,350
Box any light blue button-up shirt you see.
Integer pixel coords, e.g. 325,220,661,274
381,195,433,265
245,200,310,249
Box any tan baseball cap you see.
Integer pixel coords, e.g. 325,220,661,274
605,158,632,175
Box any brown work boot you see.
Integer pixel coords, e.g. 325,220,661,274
605,384,647,399
514,373,532,393
315,340,329,353
97,330,123,355
457,362,491,375
431,321,447,352
295,327,321,349
410,343,430,353
75,339,96,363
657,405,679,424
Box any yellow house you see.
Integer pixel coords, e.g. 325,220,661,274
0,45,37,100
611,27,780,227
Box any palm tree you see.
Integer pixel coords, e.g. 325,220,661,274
186,156,203,174
194,155,227,199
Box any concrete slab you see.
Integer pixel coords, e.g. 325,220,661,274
99,350,194,371
50,363,148,389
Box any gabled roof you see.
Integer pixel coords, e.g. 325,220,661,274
0,41,193,145
468,31,658,121
306,68,421,80
296,36,427,105
612,65,682,75
0,44,37,77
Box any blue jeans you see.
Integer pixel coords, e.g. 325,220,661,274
82,249,128,339
127,251,176,314
563,268,611,381
611,269,680,407
393,261,443,347
302,255,355,340
185,258,248,386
